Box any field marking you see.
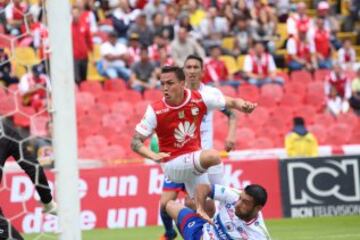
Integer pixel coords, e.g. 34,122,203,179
271,233,360,240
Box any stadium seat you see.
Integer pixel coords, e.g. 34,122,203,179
247,106,270,128
235,128,255,149
314,113,336,127
103,79,128,92
305,92,325,112
307,81,325,95
326,123,352,145
92,102,110,117
350,131,360,144
273,105,294,122
336,112,358,128
111,101,133,116
294,105,317,124
0,94,16,115
80,81,103,95
314,69,330,82
85,135,109,149
102,145,126,161
237,56,245,70
14,47,40,66
102,113,128,132
267,114,289,134
238,84,260,102
308,124,328,145
260,84,284,103
96,91,121,105
143,89,163,101
284,80,307,97
279,93,303,109
275,23,287,49
249,137,274,149
219,55,239,75
291,70,313,83
219,85,237,97
124,90,143,102
30,115,50,137
76,92,95,108
221,37,235,51
258,94,277,109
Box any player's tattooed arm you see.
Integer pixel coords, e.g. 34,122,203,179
130,132,147,152
221,108,237,152
130,132,170,162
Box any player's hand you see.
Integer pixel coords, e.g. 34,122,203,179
240,101,257,113
197,208,213,225
224,136,235,152
151,152,170,163
42,200,57,216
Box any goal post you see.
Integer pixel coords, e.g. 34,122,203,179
46,0,82,239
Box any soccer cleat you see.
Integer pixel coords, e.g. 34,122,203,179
42,200,58,215
160,230,177,240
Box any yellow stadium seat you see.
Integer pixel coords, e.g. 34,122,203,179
222,37,235,51
337,32,357,44
89,45,101,62
13,63,27,79
14,47,40,66
276,23,287,49
220,55,239,75
87,61,104,81
237,55,245,70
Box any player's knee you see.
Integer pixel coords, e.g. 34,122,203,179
165,200,176,213
201,149,221,168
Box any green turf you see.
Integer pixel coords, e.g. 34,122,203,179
24,215,360,240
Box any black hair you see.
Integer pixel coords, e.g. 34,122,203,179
293,117,305,126
161,66,185,81
244,184,268,207
184,54,203,69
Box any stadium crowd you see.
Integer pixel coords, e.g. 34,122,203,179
0,0,359,160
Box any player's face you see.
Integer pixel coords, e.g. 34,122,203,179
184,59,202,85
160,72,185,104
234,192,258,220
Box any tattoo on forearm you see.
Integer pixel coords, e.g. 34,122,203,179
131,133,145,152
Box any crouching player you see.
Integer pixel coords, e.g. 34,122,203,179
166,184,271,240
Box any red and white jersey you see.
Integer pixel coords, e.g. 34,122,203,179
135,89,225,162
325,72,351,99
202,185,271,240
286,36,314,61
287,13,311,37
338,47,356,65
243,53,276,77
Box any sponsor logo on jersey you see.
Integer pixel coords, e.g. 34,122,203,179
178,111,185,119
155,108,170,114
191,107,199,116
174,121,196,147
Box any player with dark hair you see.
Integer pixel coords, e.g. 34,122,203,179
166,183,271,240
0,118,57,240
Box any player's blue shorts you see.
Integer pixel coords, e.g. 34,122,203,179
163,176,186,192
176,208,206,240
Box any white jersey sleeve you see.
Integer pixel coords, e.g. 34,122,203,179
200,87,226,112
210,184,241,203
135,105,157,137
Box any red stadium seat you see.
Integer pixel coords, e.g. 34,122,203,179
30,114,50,137
111,101,133,115
92,102,111,117
272,105,294,123
102,113,128,132
279,93,303,108
80,81,103,95
96,91,121,105
103,79,127,92
350,131,360,144
314,113,336,127
219,85,237,97
76,92,96,110
236,128,256,149
326,123,352,145
238,84,260,102
124,90,143,102
266,115,289,134
336,112,358,128
249,137,274,149
102,145,126,161
294,105,317,124
258,94,278,109
260,84,284,103
305,92,325,112
143,89,163,101
247,106,270,128
85,135,109,149
290,70,313,83
307,81,325,95
0,94,16,115
308,124,328,145
284,81,307,98
314,69,330,82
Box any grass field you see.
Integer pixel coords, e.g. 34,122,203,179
24,215,360,240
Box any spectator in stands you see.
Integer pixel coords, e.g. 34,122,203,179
337,39,357,71
5,0,27,36
325,62,351,115
72,6,93,84
98,31,130,81
233,0,251,20
188,0,206,29
128,11,154,47
78,0,98,34
233,16,252,55
162,4,177,40
127,32,141,66
285,117,318,158
243,41,284,87
111,0,136,42
0,48,18,86
148,33,170,63
349,68,360,114
19,65,50,112
250,8,277,53
198,6,229,50
287,23,316,71
170,26,205,67
203,45,237,87
310,17,332,69
130,46,157,93
286,2,311,37
143,0,166,24
316,1,341,50
151,12,165,37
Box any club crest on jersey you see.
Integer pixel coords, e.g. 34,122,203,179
178,111,185,119
191,107,199,116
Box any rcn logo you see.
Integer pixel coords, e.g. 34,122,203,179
287,159,360,205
